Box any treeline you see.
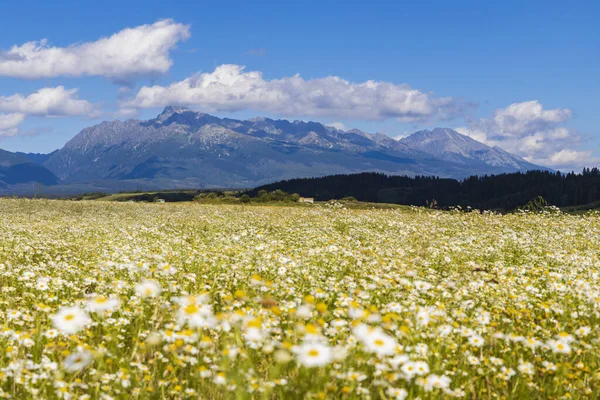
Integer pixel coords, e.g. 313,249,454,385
195,189,301,204
248,169,600,210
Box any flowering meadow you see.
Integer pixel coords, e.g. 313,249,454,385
1,199,599,399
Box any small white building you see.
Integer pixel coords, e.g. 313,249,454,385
298,197,314,204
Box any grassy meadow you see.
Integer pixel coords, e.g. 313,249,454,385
0,199,599,399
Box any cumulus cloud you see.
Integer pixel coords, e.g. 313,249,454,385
457,100,596,170
0,86,95,117
0,87,96,137
124,64,463,122
0,19,190,81
0,113,25,137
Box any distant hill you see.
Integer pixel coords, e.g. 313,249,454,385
15,150,58,165
0,149,60,188
249,169,600,211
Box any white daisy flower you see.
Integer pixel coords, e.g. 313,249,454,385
386,387,408,399
175,295,216,328
547,339,571,354
134,279,162,298
52,306,90,335
63,349,93,372
295,342,332,367
518,361,535,375
86,294,120,314
468,334,485,347
422,374,451,391
363,330,398,356
575,326,591,337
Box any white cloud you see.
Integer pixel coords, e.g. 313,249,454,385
0,113,25,137
458,100,595,170
0,19,190,81
0,87,95,117
490,100,572,137
125,64,462,121
548,149,594,165
0,87,96,137
328,122,346,131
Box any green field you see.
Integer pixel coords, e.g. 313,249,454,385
0,199,599,399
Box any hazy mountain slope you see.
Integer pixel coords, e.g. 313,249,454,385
399,128,543,170
0,149,60,187
15,150,58,165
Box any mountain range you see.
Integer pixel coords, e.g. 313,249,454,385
0,107,546,195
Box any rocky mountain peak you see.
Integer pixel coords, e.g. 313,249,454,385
155,106,196,124
399,128,537,169
38,109,547,188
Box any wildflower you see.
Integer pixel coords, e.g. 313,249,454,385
422,374,451,391
63,349,93,372
6,309,22,321
555,332,575,343
467,355,480,365
295,342,332,367
476,310,491,325
135,280,161,298
414,280,432,292
575,326,591,337
499,367,516,380
243,327,265,347
44,329,59,339
468,335,485,347
145,332,162,346
175,295,216,328
214,372,227,385
364,330,398,356
386,387,408,399
273,350,292,364
437,325,452,336
296,305,313,319
489,357,504,366
332,345,348,362
389,354,410,368
414,361,430,376
518,361,535,375
524,337,542,350
158,263,177,275
542,361,557,371
86,294,120,313
401,362,419,378
547,339,571,354
52,306,90,335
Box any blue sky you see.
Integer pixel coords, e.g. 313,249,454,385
0,0,597,170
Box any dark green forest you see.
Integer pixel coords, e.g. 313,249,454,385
249,169,600,210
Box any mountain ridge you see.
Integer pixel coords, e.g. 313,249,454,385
0,107,549,192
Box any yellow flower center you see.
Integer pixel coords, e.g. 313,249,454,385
308,349,320,357
184,304,199,315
